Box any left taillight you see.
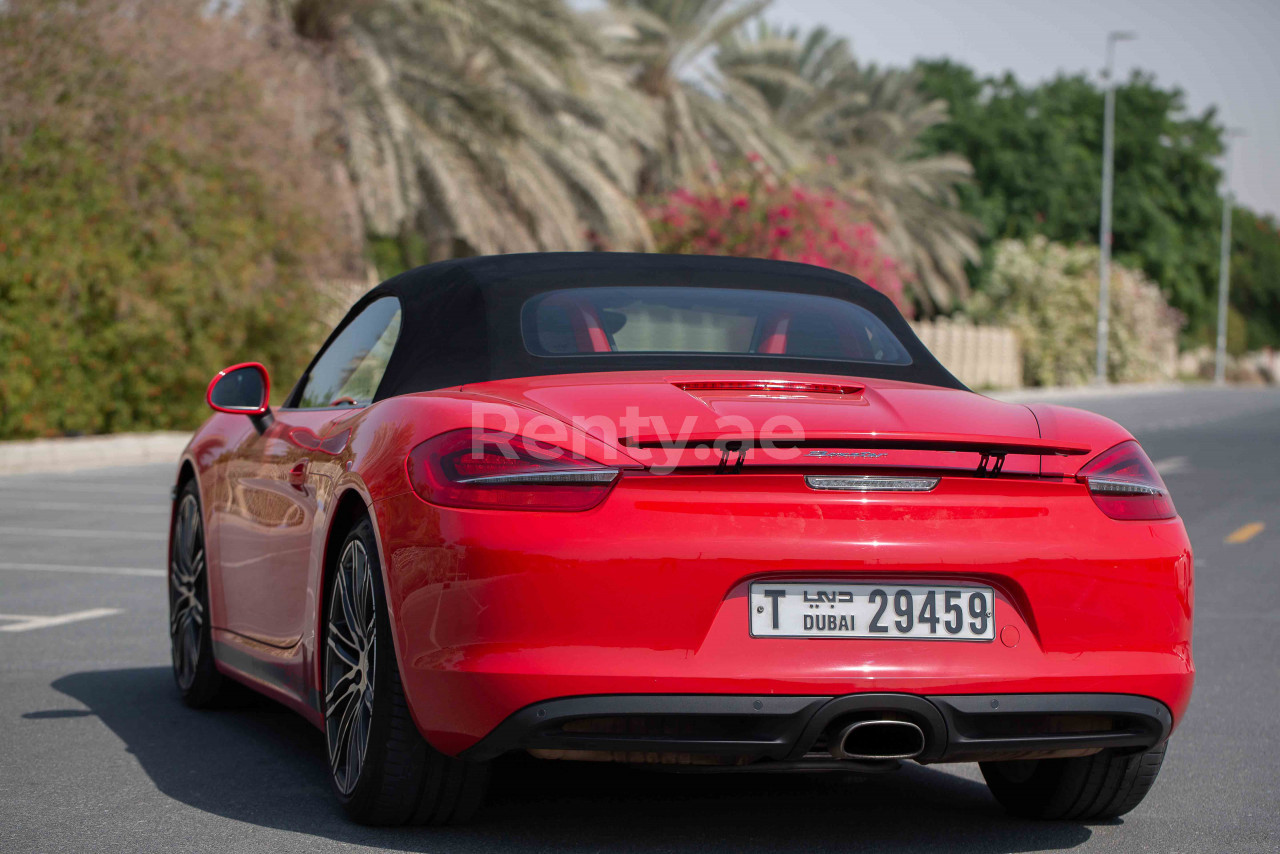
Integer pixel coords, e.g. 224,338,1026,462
1077,439,1176,521
406,428,620,511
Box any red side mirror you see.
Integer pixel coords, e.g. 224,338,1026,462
207,362,271,416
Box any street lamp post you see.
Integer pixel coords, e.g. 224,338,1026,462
1214,129,1245,385
1095,31,1136,385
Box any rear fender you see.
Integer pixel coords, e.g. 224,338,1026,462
1027,404,1134,476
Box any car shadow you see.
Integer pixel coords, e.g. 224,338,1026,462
46,667,1095,853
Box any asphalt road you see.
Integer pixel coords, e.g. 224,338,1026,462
1,386,1278,853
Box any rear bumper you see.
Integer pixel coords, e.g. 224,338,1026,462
461,692,1172,766
372,475,1194,756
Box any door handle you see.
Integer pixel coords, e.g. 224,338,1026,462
289,461,308,490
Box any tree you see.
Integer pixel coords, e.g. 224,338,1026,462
1229,207,1280,349
916,60,1226,341
598,0,805,192
717,24,980,313
281,0,660,262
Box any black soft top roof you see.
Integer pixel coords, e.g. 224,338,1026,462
296,253,966,404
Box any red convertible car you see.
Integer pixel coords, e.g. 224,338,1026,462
172,253,1193,825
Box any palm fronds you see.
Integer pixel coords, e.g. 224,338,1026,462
718,22,981,310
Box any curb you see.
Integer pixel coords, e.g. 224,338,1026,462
0,431,192,476
987,382,1190,404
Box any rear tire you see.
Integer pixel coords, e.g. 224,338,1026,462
169,480,224,707
323,517,489,826
980,742,1168,820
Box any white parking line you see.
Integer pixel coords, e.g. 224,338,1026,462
0,526,166,541
0,562,164,578
0,608,122,632
17,502,169,514
0,484,168,496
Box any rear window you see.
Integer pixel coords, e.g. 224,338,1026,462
521,287,911,366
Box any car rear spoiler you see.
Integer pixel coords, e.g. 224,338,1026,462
619,431,1092,475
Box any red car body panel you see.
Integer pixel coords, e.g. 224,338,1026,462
177,369,1194,757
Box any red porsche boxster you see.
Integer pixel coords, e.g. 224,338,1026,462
171,253,1193,825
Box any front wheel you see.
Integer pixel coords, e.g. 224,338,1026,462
980,742,1168,820
323,517,489,825
169,480,224,707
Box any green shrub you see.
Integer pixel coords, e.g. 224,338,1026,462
973,237,1184,386
0,2,360,438
1228,207,1280,350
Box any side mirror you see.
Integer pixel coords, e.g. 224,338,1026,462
207,362,271,417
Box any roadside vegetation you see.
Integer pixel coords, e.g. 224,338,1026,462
2,0,1277,437
974,238,1183,387
0,1,363,436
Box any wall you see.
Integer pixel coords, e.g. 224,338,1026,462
911,319,1021,390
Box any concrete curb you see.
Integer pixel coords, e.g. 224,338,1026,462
0,431,192,476
988,382,1191,403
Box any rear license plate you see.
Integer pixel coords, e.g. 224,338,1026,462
749,582,995,640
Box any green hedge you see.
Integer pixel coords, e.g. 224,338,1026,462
0,3,350,439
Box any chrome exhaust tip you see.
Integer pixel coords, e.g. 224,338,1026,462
831,719,926,761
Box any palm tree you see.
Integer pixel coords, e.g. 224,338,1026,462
718,22,981,311
597,0,805,192
283,0,660,258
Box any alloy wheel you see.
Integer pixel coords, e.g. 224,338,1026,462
169,493,205,692
325,538,378,795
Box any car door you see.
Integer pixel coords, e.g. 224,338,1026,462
216,297,402,646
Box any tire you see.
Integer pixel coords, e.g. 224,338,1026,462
980,742,1168,820
323,516,489,826
169,479,225,707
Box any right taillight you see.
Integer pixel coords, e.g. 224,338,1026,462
1077,440,1176,520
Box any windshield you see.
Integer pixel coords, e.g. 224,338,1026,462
521,286,912,366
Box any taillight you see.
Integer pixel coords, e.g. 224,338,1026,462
406,428,620,511
1076,440,1176,520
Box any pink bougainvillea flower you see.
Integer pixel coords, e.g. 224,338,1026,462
647,174,911,317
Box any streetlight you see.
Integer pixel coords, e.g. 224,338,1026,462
1214,129,1246,385
1095,30,1137,385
